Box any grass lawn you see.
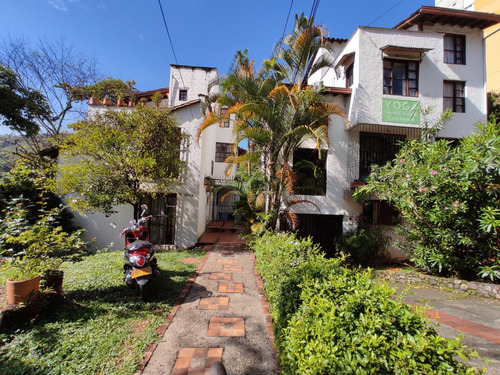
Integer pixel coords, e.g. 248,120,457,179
0,248,205,375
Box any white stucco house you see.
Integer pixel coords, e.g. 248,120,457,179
290,5,500,255
71,65,240,251
73,5,500,254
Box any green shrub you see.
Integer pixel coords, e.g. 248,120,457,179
253,231,340,336
355,121,500,281
333,226,389,267
280,270,481,374
253,232,483,374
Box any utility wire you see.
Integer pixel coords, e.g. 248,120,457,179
367,0,404,26
291,0,321,86
281,0,295,44
157,0,186,88
308,0,321,23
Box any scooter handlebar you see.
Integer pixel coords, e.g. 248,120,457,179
119,215,152,236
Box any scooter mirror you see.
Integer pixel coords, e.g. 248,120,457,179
110,222,117,229
141,204,148,211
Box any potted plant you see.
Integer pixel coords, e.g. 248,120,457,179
87,85,100,105
116,93,126,107
102,94,112,106
3,258,42,305
152,91,163,108
1,198,89,298
139,97,148,107
128,93,136,107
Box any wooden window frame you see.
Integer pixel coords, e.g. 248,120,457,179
383,59,419,97
215,142,233,162
179,89,187,101
219,108,230,128
444,34,466,65
443,81,465,113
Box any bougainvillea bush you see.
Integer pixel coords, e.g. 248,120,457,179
355,121,499,281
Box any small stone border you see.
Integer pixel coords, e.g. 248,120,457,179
376,269,500,300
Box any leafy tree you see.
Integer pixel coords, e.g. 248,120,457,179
0,197,88,279
0,37,99,158
356,121,500,281
57,106,187,218
199,15,345,232
87,77,137,101
0,64,50,137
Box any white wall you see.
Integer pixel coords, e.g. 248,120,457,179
346,26,486,136
70,204,133,251
290,94,362,232
169,65,218,108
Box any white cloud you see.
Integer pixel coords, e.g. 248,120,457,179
47,0,79,11
48,0,68,11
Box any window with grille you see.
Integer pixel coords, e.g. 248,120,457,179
179,89,187,101
215,142,233,162
444,81,465,113
219,108,230,128
444,34,465,65
383,59,419,97
359,132,406,181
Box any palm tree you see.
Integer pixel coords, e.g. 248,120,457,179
199,15,346,232
273,13,335,88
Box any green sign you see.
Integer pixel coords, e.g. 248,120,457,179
382,98,420,125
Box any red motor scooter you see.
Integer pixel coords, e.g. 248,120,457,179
120,205,159,300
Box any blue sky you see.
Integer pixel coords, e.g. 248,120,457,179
1,0,434,92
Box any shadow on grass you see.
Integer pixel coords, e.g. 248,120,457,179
0,357,48,375
65,268,193,305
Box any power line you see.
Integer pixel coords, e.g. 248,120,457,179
157,0,186,88
308,0,321,23
367,0,404,26
281,0,295,43
157,0,179,65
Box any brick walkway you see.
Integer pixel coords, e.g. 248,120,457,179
140,243,277,375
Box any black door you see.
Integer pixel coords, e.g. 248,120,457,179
142,194,176,244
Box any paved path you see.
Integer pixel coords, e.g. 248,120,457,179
138,243,500,374
390,282,500,375
141,243,277,375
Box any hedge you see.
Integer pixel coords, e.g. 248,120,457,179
252,231,483,374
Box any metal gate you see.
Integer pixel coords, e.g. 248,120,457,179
141,194,176,244
206,178,240,224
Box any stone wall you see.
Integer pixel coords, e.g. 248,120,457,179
376,270,500,300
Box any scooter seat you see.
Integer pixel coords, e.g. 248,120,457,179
125,239,153,251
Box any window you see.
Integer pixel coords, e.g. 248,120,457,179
383,59,419,97
215,142,233,162
444,34,465,65
444,81,465,113
359,132,406,181
293,148,327,195
179,89,187,101
345,63,353,88
363,201,399,226
219,108,230,128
